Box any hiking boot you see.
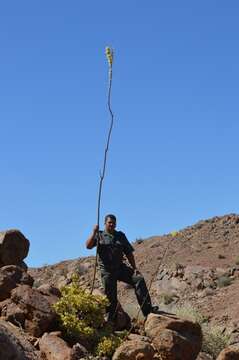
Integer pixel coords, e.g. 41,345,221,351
150,305,163,314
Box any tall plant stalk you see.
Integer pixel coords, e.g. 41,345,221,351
91,47,114,294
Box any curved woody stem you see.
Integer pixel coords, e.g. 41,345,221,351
91,51,114,294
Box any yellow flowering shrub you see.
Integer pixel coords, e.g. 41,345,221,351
53,276,109,341
95,333,126,357
54,275,126,356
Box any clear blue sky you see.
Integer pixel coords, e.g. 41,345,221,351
1,1,238,267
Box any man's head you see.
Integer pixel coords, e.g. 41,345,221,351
104,214,117,234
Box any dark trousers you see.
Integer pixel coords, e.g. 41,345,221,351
101,263,152,321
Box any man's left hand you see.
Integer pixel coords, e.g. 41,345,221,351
133,268,141,276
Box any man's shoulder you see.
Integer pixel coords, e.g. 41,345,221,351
115,230,128,241
115,230,125,236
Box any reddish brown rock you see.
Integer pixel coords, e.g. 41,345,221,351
1,301,26,327
217,344,239,359
0,265,33,301
196,352,213,359
11,284,57,337
39,333,71,360
0,319,39,360
112,334,155,360
0,230,29,266
37,284,61,298
145,313,202,360
115,303,131,330
70,343,89,359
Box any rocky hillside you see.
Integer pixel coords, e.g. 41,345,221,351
29,213,239,327
1,213,239,359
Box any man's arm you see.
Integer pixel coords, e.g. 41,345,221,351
86,225,99,249
126,252,139,273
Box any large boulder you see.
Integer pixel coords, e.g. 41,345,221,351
196,352,213,359
9,284,59,337
70,343,89,359
217,344,239,359
39,333,71,360
112,334,155,360
145,313,202,360
0,265,34,301
0,230,29,266
115,303,131,331
0,319,39,360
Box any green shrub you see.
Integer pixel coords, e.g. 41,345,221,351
175,305,230,358
175,305,208,325
95,334,124,357
160,292,175,305
135,238,144,244
53,275,109,341
53,275,126,357
202,325,230,358
217,276,232,288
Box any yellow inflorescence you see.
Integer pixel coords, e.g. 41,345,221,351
105,46,113,66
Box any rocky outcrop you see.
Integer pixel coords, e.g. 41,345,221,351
0,265,34,301
217,344,239,359
197,353,213,359
0,319,39,360
0,230,29,266
39,333,71,360
8,284,59,337
145,313,202,360
112,334,155,360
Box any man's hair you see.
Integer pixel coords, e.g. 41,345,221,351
104,214,117,223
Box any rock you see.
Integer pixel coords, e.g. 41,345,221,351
0,319,39,359
17,261,28,271
1,301,26,327
145,313,202,360
115,303,131,330
0,230,29,266
0,265,34,301
39,333,71,360
112,334,155,360
37,284,61,298
196,352,213,359
10,284,57,337
217,344,239,359
70,343,89,359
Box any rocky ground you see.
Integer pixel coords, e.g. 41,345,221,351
30,213,239,329
1,213,239,359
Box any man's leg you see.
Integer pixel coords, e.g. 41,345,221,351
101,270,118,321
117,264,152,317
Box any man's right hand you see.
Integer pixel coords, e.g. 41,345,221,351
93,224,99,235
86,225,99,249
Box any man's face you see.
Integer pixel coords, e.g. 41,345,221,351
105,217,116,233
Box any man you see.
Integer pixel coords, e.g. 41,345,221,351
86,214,158,322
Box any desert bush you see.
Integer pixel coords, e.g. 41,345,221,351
235,256,239,265
135,238,144,244
95,333,125,357
175,305,208,325
32,279,41,288
202,325,230,358
53,275,109,341
217,275,232,288
160,292,175,305
53,275,125,356
175,306,230,358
